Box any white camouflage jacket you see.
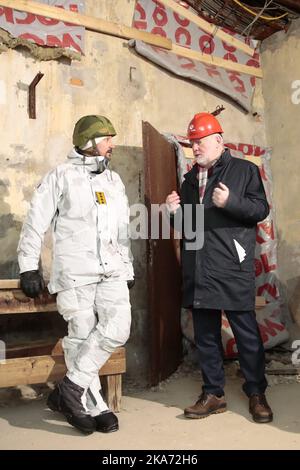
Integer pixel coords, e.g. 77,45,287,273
18,149,134,294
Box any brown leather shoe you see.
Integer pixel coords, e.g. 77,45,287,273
184,392,227,419
249,394,273,423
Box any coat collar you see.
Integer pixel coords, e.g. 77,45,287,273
183,148,232,187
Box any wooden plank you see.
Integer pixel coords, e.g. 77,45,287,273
6,340,60,359
0,280,20,289
101,375,122,413
0,347,126,387
171,43,263,78
182,149,264,163
159,0,255,57
0,355,66,387
255,296,266,308
50,341,125,367
266,368,300,375
0,0,172,50
51,341,125,374
100,352,126,376
0,289,57,315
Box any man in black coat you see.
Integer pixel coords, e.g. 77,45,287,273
166,112,273,423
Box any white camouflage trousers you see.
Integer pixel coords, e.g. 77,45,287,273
56,280,131,416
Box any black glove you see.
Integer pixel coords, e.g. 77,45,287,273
127,279,135,290
20,270,45,298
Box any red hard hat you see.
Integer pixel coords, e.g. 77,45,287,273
187,112,223,140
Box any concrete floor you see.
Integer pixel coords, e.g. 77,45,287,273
0,372,299,450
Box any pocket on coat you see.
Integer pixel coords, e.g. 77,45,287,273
233,239,246,263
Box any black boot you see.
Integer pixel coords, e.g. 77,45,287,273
58,376,96,435
47,385,61,412
94,411,119,433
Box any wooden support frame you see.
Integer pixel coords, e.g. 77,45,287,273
0,0,172,50
159,0,255,57
0,347,125,411
0,288,57,315
0,345,126,385
0,282,127,412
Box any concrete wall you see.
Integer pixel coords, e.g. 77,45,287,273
0,0,266,382
261,19,300,316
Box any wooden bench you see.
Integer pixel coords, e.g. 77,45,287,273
0,280,126,412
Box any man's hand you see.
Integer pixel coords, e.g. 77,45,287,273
212,182,229,208
166,191,181,213
20,270,45,298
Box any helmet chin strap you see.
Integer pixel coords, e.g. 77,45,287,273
76,138,110,174
75,150,110,174
94,156,110,174
91,138,110,173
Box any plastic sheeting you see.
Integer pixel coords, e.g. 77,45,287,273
0,1,85,55
132,0,260,112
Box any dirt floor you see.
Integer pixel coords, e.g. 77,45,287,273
0,359,299,450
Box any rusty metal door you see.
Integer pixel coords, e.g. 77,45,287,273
143,121,182,386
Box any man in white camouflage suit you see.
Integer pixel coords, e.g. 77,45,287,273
18,115,134,435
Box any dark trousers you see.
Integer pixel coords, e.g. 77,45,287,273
192,309,268,397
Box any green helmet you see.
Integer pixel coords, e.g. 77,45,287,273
72,115,116,149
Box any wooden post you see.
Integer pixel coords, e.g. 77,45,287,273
101,375,122,413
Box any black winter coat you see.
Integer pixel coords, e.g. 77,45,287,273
178,149,269,311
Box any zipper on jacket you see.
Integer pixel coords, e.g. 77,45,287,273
89,174,107,275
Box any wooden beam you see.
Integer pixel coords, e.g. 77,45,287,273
0,289,57,315
255,296,266,308
0,0,172,50
100,347,126,376
0,355,67,387
0,280,20,289
159,0,255,57
6,340,60,359
52,342,126,376
0,347,126,387
172,43,263,78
